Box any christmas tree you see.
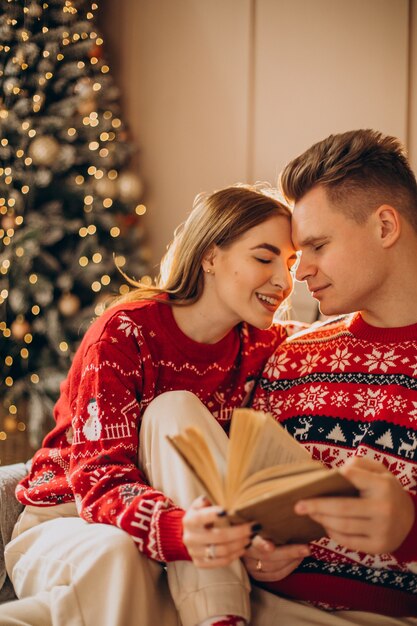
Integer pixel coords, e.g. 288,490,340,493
0,0,149,457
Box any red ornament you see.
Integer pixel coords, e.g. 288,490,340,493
89,43,103,60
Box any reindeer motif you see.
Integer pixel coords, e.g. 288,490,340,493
293,416,313,440
398,432,417,458
352,423,369,447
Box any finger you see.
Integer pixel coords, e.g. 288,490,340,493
343,456,388,475
249,557,304,582
295,497,371,519
184,505,229,531
252,535,276,553
190,494,212,509
192,544,247,569
325,530,376,554
308,512,371,537
246,543,310,563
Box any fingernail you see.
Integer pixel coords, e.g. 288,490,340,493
295,502,307,514
217,509,227,517
251,523,263,532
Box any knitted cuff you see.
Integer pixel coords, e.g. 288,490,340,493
158,508,192,562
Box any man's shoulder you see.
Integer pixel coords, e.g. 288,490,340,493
284,314,354,344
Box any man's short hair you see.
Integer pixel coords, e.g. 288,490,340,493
280,129,417,231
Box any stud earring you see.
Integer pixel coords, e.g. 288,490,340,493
205,269,211,274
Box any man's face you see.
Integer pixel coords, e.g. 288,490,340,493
292,185,386,317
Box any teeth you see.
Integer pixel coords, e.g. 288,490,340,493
257,293,278,306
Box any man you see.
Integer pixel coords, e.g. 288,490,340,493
247,129,417,624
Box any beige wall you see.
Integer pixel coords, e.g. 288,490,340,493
100,0,413,322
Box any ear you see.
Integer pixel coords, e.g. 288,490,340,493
375,205,401,248
201,245,217,273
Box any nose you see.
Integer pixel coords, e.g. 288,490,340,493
296,254,317,282
270,266,293,294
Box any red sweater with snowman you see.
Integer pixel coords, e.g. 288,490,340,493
16,298,288,562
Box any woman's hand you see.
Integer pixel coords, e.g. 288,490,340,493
243,535,310,582
182,496,254,568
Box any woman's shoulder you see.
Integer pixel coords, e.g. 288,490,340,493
80,298,164,349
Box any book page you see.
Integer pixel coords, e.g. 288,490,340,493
225,409,268,505
226,409,312,499
167,427,226,507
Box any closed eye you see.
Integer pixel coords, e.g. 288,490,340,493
255,257,272,264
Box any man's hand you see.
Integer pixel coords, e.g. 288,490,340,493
294,456,415,554
243,535,310,582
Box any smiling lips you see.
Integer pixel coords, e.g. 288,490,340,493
256,292,281,312
309,284,331,298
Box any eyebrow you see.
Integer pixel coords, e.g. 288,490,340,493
250,243,298,262
296,235,327,248
250,243,281,255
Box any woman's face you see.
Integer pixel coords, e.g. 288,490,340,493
205,215,297,329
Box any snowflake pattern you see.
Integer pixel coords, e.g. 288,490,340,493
117,314,141,339
363,348,400,373
386,395,408,414
298,351,322,376
330,390,350,408
410,401,417,422
353,388,387,418
328,347,352,371
409,357,417,377
296,385,329,411
263,350,290,379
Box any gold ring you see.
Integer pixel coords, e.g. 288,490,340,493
205,544,216,560
256,559,263,572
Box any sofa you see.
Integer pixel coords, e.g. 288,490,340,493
0,462,29,604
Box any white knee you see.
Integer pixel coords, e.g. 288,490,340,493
142,391,210,436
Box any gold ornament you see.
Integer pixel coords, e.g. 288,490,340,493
94,177,118,199
3,415,17,432
117,172,144,203
1,215,15,230
58,293,81,317
28,2,43,18
77,98,96,116
11,318,30,340
28,136,60,167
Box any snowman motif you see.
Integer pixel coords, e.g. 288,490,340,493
82,398,102,441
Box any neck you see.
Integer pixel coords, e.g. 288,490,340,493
361,247,417,327
172,297,236,344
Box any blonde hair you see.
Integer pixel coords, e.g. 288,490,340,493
280,129,417,230
114,184,291,306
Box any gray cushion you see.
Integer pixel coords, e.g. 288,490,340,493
0,462,29,603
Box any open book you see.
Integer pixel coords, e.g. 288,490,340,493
167,408,358,544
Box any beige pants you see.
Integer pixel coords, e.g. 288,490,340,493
3,391,417,625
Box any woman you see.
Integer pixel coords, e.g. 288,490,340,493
4,185,301,626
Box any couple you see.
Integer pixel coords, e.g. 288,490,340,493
3,129,417,626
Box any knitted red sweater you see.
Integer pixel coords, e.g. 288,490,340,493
253,312,417,617
17,298,287,563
